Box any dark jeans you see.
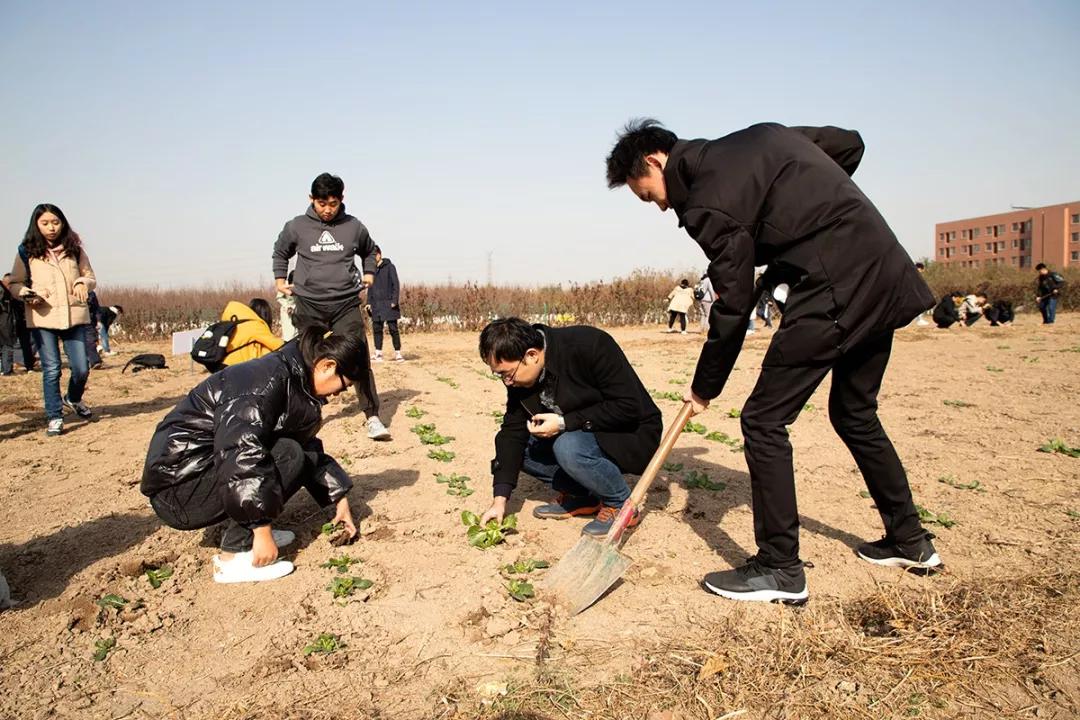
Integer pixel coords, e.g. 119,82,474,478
964,313,982,327
149,438,312,552
372,319,401,352
32,326,90,420
292,295,380,418
1039,297,1057,324
522,431,631,507
667,311,687,331
1,344,13,375
739,331,925,569
16,317,35,370
84,324,102,366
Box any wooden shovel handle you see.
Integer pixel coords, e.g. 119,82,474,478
604,401,695,543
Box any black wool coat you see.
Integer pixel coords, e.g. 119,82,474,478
369,258,401,322
664,123,935,400
491,325,662,498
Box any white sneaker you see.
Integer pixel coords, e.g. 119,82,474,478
745,329,756,336
393,352,405,362
372,352,384,363
916,318,930,326
46,418,64,437
212,552,294,584
271,529,296,548
63,395,93,418
680,330,687,335
367,416,391,441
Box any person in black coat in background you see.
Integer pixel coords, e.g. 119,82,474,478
607,120,941,604
367,246,404,362
477,318,662,537
932,292,965,329
141,326,366,584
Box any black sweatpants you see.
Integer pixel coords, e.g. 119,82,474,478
149,438,312,552
372,319,401,352
292,294,380,418
667,311,687,331
739,331,924,569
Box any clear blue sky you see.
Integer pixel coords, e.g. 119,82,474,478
2,1,1077,288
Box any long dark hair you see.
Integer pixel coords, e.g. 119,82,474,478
297,325,368,382
23,204,82,260
248,298,274,327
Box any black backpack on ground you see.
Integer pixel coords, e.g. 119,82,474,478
190,317,253,372
122,354,168,373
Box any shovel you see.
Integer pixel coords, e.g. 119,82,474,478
544,401,695,615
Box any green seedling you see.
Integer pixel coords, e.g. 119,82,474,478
321,555,361,573
326,575,374,600
428,449,456,462
96,594,129,610
803,403,816,412
1038,438,1080,458
727,408,742,418
985,365,1004,373
650,389,682,402
858,490,872,499
916,504,957,529
339,455,352,468
1060,346,1080,353
683,470,726,492
683,421,707,435
411,423,454,445
996,345,1010,350
461,511,517,549
506,579,535,602
662,462,684,473
322,521,345,536
668,378,684,385
705,430,736,444
942,400,975,408
436,376,459,389
491,410,505,425
501,558,550,576
405,406,426,419
93,637,116,662
937,475,984,492
303,633,343,656
436,472,474,497
1066,510,1080,520
145,566,173,589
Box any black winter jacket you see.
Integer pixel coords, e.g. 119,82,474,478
369,257,401,322
1037,271,1065,300
664,123,935,400
140,342,352,525
932,296,961,326
492,325,662,498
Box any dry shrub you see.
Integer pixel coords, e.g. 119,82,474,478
922,263,1077,310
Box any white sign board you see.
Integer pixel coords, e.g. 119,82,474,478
171,328,205,356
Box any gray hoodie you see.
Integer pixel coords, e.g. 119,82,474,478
272,204,377,302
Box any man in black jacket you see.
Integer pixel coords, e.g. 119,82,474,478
932,292,965,329
477,318,662,536
1035,263,1065,324
607,120,941,604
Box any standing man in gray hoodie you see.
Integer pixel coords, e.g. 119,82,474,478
272,172,391,440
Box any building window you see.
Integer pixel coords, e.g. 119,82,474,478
1071,213,1079,224
1072,232,1079,242
1012,239,1019,248
1019,239,1027,250
1011,256,1018,265
973,227,981,238
961,229,968,240
1011,222,1019,231
950,231,957,240
1024,221,1032,232
985,243,993,252
1072,251,1079,261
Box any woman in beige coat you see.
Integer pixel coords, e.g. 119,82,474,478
9,204,96,436
665,278,695,334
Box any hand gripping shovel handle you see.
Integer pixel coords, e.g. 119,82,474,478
604,401,695,544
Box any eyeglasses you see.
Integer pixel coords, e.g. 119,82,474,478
494,359,524,385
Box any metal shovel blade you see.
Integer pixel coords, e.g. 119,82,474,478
544,535,632,615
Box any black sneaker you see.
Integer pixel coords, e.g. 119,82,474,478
702,557,808,605
857,534,942,573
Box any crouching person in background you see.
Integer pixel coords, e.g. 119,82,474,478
140,326,365,583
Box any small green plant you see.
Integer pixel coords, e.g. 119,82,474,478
996,345,1010,350
506,578,535,602
96,594,129,610
436,472,474,497
326,575,374,600
461,511,517,549
501,558,550,576
942,400,975,408
683,420,707,435
727,408,741,418
405,406,426,419
412,423,454,445
803,403,816,412
92,637,116,662
662,462,684,473
937,475,984,492
683,470,726,492
303,633,343,656
321,554,361,573
1066,510,1080,519
704,431,743,453
436,376,459,389
858,490,871,499
145,566,173,589
428,449,456,462
491,410,505,424
916,504,957,528
322,521,345,536
1060,346,1080,353
985,365,1004,373
650,389,682,402
1038,438,1080,458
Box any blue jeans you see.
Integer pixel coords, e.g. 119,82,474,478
84,325,102,366
1,345,13,375
98,322,111,352
522,431,630,507
32,326,90,420
1039,296,1057,324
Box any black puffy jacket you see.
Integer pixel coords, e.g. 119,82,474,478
140,341,352,525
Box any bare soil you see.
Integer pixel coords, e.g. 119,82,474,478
1,318,1078,719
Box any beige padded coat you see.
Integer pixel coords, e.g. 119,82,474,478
666,285,696,314
8,247,97,330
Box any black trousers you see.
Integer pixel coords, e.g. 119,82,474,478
150,438,312,552
292,295,380,418
740,331,924,568
667,311,687,331
372,319,401,352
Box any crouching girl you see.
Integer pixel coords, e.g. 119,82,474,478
141,326,366,583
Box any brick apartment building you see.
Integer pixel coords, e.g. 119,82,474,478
934,200,1080,269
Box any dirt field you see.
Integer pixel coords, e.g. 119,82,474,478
1,317,1078,719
